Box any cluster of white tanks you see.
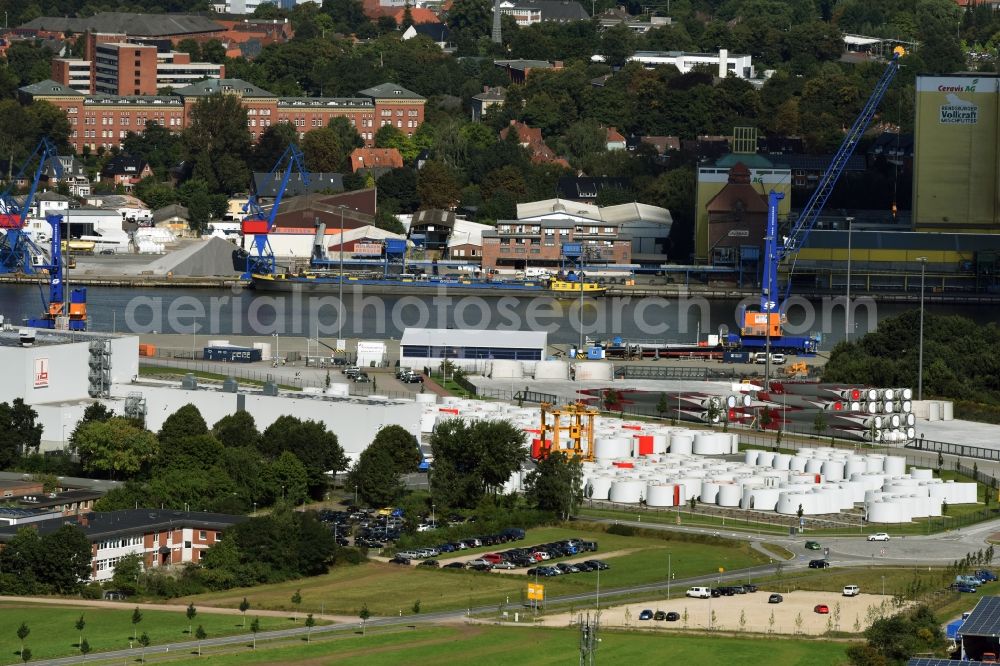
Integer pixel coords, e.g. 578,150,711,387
485,360,614,381
418,397,977,524
744,448,978,522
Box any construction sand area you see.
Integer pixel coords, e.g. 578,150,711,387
533,590,899,635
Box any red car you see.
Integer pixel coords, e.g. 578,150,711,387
814,604,830,614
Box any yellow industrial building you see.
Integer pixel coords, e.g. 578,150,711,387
913,74,1000,232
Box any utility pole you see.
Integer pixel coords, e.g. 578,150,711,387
845,216,854,341
917,257,927,400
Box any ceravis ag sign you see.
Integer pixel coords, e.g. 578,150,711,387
938,78,979,125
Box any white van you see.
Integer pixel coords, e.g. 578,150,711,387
525,267,551,279
842,585,860,597
686,586,711,599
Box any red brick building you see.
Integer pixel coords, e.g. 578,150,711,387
350,147,404,172
19,78,425,154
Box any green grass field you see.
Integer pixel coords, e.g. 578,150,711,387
154,624,852,666
0,601,304,662
177,526,769,617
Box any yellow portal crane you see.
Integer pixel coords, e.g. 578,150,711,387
538,401,598,461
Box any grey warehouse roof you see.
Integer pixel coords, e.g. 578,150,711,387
20,12,225,37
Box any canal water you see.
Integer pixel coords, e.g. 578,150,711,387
0,284,995,350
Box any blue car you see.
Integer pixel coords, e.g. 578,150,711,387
952,583,978,593
976,570,998,582
639,609,654,621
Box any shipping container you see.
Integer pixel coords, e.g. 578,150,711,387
203,346,262,363
723,351,750,363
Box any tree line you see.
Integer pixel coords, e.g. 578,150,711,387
73,402,348,512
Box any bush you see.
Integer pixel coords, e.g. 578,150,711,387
330,547,366,566
81,582,104,600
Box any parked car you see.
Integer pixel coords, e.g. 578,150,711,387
419,559,440,567
976,570,998,582
952,583,979,593
653,611,667,621
665,611,680,622
492,561,517,570
743,584,759,593
354,372,371,383
842,585,860,597
867,532,890,542
809,559,831,569
686,587,711,599
467,558,492,568
638,609,654,621
768,594,783,604
389,556,411,565
805,541,822,550
814,604,830,614
443,562,465,569
469,563,493,572
715,587,736,596
587,560,610,570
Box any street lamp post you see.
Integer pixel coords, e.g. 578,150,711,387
845,217,854,341
667,552,672,600
917,257,927,400
338,206,347,339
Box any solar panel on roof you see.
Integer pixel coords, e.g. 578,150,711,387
957,597,1000,637
907,659,987,666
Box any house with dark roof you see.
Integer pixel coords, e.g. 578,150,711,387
252,172,344,198
402,23,452,49
100,156,153,191
868,132,914,167
471,86,506,122
494,59,563,84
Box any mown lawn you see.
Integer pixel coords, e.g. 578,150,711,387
0,601,304,662
176,525,769,617
162,624,852,666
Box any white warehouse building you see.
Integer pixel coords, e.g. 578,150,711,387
626,48,754,79
400,327,549,376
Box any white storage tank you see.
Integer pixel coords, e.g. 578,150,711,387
586,477,613,500
595,437,632,460
743,487,781,511
670,433,694,455
821,460,845,482
574,362,613,381
744,449,761,466
789,456,807,472
716,484,741,507
534,360,569,380
490,359,524,379
910,468,933,481
700,481,721,504
942,401,954,421
609,479,645,503
805,459,825,474
646,484,680,507
756,451,776,468
927,402,940,421
883,456,906,476
772,454,792,471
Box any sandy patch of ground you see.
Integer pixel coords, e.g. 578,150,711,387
533,591,899,636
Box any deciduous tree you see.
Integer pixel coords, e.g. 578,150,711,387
72,418,158,478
